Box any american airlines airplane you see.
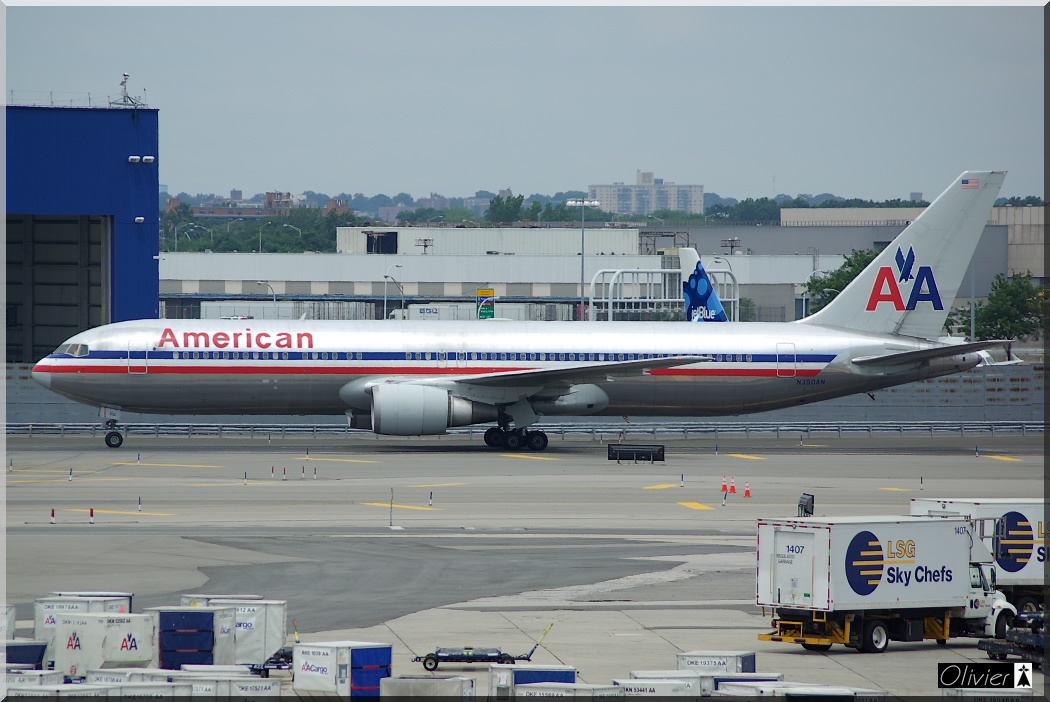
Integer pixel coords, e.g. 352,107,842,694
33,170,1008,450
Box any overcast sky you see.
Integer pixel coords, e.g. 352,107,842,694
6,5,1044,202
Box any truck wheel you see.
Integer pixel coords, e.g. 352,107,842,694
995,612,1013,640
1016,596,1040,613
423,655,438,671
860,620,889,653
801,643,832,652
500,654,515,665
936,639,948,646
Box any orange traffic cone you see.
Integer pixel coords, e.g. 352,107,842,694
721,475,728,492
729,478,737,494
744,482,752,498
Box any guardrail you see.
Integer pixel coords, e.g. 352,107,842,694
4,421,1043,440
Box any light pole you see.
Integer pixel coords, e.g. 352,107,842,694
383,264,402,320
190,223,214,244
803,269,831,318
282,224,302,238
257,280,276,318
175,222,195,251
226,217,243,233
258,221,272,253
709,256,740,321
566,198,600,320
384,274,405,318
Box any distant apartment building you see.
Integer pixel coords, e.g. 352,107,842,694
590,170,705,216
168,191,300,219
417,194,451,210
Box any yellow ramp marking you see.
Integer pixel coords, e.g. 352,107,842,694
10,477,131,484
190,482,275,487
644,484,679,490
880,487,911,492
294,457,378,463
678,502,715,510
727,453,765,460
112,462,224,468
987,455,1022,462
362,502,442,511
67,508,174,516
501,454,559,461
800,443,828,447
12,468,105,474
410,483,466,488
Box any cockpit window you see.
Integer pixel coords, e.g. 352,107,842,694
54,344,71,355
67,344,89,357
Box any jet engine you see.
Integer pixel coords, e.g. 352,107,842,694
371,384,499,436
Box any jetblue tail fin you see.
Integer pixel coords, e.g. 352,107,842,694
801,170,1005,338
681,248,729,322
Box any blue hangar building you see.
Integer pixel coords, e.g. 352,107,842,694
6,104,160,363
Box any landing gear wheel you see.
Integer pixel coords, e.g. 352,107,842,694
801,642,832,651
484,427,506,448
860,620,889,653
422,655,438,671
104,431,124,448
526,431,549,451
503,431,524,450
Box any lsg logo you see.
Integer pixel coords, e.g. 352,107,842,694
937,663,1034,689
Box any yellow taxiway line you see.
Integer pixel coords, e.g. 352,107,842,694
726,453,766,460
644,484,680,490
112,462,224,468
66,508,174,517
362,502,442,511
294,457,378,463
678,502,715,510
501,454,560,461
986,455,1022,462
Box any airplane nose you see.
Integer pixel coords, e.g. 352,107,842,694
32,361,51,389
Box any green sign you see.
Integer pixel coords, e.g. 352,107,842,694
476,289,494,320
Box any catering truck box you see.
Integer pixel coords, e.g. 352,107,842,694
292,640,392,696
52,613,155,679
910,498,1044,612
757,516,1015,653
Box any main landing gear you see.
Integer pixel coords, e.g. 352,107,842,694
103,419,124,448
483,426,549,451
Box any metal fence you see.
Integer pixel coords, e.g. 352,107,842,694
5,421,1042,441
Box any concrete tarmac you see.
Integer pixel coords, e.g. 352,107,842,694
5,432,1044,696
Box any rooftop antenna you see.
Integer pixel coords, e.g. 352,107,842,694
110,72,146,108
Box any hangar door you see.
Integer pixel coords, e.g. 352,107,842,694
6,215,109,363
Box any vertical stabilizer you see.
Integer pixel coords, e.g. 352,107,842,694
681,248,729,322
801,170,1005,338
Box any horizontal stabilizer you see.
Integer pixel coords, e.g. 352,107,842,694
851,340,1011,367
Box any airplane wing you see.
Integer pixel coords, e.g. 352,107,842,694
451,355,711,387
851,340,1012,367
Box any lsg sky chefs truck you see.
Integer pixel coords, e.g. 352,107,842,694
756,516,1016,653
910,498,1045,613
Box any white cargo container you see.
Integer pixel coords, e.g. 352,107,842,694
179,593,263,607
381,675,477,697
178,664,254,676
5,669,65,686
718,681,886,698
49,591,134,610
940,689,1034,699
628,670,702,683
489,664,578,700
4,604,16,639
515,682,624,697
105,681,195,697
910,498,1045,612
34,595,132,665
52,613,156,678
86,668,157,684
206,598,287,664
695,671,786,696
676,650,756,673
611,678,697,697
293,640,392,696
135,669,281,696
757,516,1015,653
4,683,114,696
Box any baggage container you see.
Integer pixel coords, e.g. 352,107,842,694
4,604,16,639
293,640,392,696
489,663,577,700
5,669,65,686
940,690,1034,699
515,682,624,697
85,667,157,684
206,598,287,664
179,593,263,607
4,683,114,696
611,678,698,696
696,671,786,695
676,650,755,673
910,498,1045,612
628,670,702,682
135,669,280,696
34,596,131,665
142,606,236,670
178,663,254,676
4,639,49,668
717,680,885,698
381,674,477,697
49,591,134,611
103,681,195,697
53,613,155,678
